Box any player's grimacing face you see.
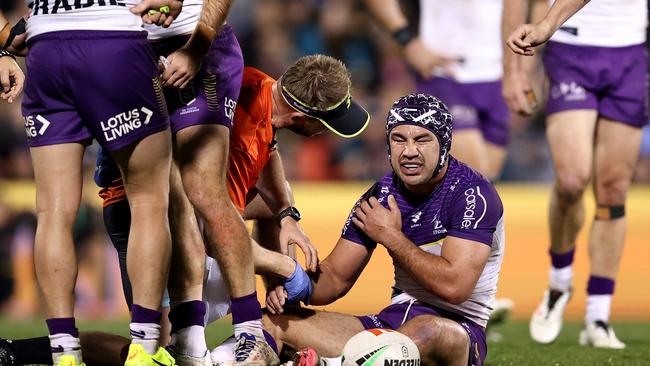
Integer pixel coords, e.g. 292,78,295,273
389,124,440,187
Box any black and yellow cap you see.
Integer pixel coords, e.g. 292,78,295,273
280,85,370,138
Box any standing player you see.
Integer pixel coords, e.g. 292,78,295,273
502,0,647,348
232,93,504,366
0,1,187,365
365,0,512,181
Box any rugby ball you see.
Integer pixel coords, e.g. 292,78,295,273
342,329,420,366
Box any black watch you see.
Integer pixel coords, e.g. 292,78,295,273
276,206,301,226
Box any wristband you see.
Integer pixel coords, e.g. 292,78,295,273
0,49,16,60
392,26,416,47
276,206,301,227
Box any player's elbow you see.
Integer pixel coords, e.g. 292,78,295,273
435,283,472,305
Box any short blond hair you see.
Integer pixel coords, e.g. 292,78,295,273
280,55,351,110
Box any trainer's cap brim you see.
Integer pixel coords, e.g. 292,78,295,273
281,86,369,138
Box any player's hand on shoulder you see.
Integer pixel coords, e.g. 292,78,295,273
0,55,25,104
131,0,183,28
279,218,318,272
402,37,458,80
161,47,203,89
352,195,402,245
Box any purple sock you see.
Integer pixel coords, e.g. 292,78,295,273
46,318,79,337
131,304,162,324
262,330,278,355
549,248,575,269
587,275,615,295
168,300,206,334
230,292,263,325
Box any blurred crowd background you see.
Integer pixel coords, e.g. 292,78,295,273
1,0,650,318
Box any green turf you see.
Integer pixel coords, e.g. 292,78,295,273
1,318,649,365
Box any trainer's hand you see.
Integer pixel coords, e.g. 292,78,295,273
502,67,537,117
279,218,318,272
161,46,203,89
403,37,457,80
266,285,287,315
0,56,24,104
506,21,554,56
131,0,183,28
352,195,402,245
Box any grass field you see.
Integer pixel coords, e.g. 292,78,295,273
1,318,649,365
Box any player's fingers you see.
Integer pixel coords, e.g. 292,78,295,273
354,207,367,222
130,0,150,15
157,13,168,27
359,199,372,213
0,70,11,93
163,15,175,28
9,70,24,97
172,73,190,89
351,217,364,230
367,196,380,208
387,195,399,211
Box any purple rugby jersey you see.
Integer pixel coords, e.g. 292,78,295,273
342,157,505,327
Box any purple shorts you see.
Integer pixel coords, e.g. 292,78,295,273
543,41,649,127
152,25,243,133
22,31,169,152
417,77,509,146
358,302,487,366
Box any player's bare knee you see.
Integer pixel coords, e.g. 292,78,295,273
596,178,630,206
555,172,589,203
400,316,468,363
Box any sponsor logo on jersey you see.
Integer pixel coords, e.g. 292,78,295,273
461,186,487,229
33,0,127,15
101,107,153,142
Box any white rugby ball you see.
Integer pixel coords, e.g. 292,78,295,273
342,329,420,366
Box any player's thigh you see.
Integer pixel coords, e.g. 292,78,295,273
546,110,598,192
110,129,173,200
30,143,85,216
263,307,365,356
593,118,643,204
485,142,507,180
174,124,231,196
398,315,470,365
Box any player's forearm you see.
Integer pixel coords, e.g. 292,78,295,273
363,0,409,34
185,0,233,56
308,260,355,306
383,232,473,305
253,240,295,278
540,0,589,34
502,0,529,72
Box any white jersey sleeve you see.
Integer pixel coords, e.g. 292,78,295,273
549,0,647,47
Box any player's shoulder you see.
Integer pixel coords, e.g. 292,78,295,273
447,158,502,207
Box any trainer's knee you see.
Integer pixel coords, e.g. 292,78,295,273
555,171,590,203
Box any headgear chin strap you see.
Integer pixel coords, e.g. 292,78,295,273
386,93,453,178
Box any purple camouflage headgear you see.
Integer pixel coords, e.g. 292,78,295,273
386,93,453,177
